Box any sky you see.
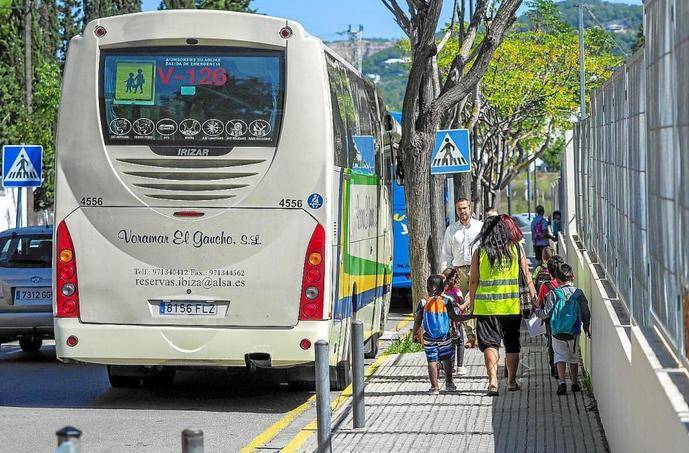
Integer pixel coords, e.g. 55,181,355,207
140,0,644,41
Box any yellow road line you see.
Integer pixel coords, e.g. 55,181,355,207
239,394,316,453
281,353,389,452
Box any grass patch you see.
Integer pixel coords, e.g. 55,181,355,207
384,332,423,355
582,368,594,395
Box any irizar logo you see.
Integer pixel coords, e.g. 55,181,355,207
177,148,210,156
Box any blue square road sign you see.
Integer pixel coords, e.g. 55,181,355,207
430,129,471,175
2,145,43,188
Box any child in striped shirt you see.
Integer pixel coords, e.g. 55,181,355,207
412,274,464,394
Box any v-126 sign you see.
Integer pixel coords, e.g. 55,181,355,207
157,66,228,86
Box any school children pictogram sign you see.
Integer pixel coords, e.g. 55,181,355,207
430,129,471,175
2,145,43,187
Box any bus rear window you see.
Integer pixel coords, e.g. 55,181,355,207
100,47,284,146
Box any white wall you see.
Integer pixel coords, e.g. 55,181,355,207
562,232,689,452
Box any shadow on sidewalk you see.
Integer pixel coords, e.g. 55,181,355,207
321,329,608,452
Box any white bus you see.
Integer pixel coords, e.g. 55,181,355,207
54,10,393,389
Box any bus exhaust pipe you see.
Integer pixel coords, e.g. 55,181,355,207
245,353,272,370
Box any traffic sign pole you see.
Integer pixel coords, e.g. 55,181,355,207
16,187,22,228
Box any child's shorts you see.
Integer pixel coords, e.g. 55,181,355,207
552,336,580,364
423,335,455,362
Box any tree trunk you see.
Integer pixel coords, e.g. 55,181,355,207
471,174,482,214
402,142,433,307
453,172,471,206
493,190,502,212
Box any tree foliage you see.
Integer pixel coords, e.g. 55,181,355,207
84,1,142,25
438,0,620,209
518,0,642,55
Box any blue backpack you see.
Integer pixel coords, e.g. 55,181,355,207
422,296,450,339
550,289,581,340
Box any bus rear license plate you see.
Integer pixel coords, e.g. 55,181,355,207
158,302,217,316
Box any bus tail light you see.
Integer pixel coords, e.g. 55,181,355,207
299,224,325,321
56,221,80,318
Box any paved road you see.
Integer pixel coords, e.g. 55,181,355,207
0,306,412,452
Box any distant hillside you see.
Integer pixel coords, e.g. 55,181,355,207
332,0,643,111
326,38,398,63
519,0,643,54
326,38,407,110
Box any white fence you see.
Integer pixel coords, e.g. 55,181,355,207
574,0,688,361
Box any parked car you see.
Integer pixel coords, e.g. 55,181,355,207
0,226,53,352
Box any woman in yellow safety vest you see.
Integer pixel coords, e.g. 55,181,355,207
468,215,535,396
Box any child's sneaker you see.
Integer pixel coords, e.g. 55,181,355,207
571,383,581,393
444,381,457,392
428,387,440,395
456,366,468,376
557,383,567,396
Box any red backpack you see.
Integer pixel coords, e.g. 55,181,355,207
534,265,552,293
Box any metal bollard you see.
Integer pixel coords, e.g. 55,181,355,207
351,320,365,428
315,340,332,453
181,428,204,453
55,426,81,453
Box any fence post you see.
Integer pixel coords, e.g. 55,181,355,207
351,320,365,428
181,429,204,453
55,426,81,453
315,339,332,453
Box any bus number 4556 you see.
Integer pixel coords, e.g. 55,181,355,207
80,197,103,206
279,198,302,208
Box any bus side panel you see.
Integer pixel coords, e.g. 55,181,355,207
346,172,382,341
374,184,393,335
329,168,344,363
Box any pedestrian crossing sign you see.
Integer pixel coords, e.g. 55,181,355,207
2,145,43,187
430,129,471,175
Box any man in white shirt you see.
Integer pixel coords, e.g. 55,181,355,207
440,198,483,348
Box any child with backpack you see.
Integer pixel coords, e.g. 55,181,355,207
442,267,471,376
532,246,556,294
412,274,465,394
536,262,591,396
536,254,565,378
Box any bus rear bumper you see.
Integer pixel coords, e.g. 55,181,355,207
54,318,330,368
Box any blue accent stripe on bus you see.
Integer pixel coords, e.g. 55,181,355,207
333,284,385,319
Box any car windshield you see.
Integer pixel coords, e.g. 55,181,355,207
0,234,52,268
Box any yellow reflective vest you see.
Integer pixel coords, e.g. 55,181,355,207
474,245,521,315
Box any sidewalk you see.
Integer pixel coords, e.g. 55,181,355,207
307,332,608,452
